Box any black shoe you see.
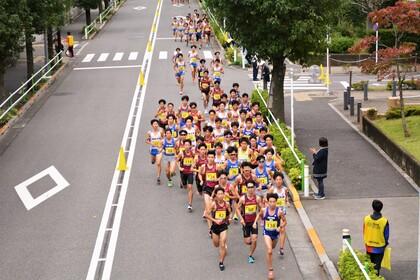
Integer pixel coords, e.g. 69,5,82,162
219,262,225,271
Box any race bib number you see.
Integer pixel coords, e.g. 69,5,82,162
229,168,238,177
213,93,220,100
187,134,195,141
265,220,278,231
206,143,212,149
258,177,268,185
216,137,224,143
181,111,189,119
183,157,193,166
179,147,185,154
224,195,230,202
206,172,217,181
165,147,174,154
222,120,228,127
193,116,199,122
241,185,247,194
151,140,161,147
215,210,226,220
214,71,221,77
245,204,257,214
172,131,178,138
277,198,285,207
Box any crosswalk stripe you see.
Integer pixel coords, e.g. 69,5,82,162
82,54,95,63
113,52,124,61
159,51,168,60
97,53,109,62
203,50,213,59
128,52,138,61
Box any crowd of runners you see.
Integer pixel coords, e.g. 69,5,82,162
145,10,290,280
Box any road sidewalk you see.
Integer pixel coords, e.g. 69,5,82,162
285,90,419,279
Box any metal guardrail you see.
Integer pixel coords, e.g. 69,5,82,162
84,0,124,39
343,239,371,280
254,86,307,190
0,51,64,121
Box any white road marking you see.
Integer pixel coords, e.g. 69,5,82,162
341,81,350,89
82,53,95,63
86,0,164,279
159,51,167,60
14,166,70,211
128,51,138,60
203,50,213,59
74,65,141,71
156,37,174,40
112,52,124,61
97,53,109,62
76,42,89,56
133,6,146,11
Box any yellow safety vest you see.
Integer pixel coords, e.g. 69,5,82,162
67,35,74,47
364,215,387,247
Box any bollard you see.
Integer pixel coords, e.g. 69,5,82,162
304,165,310,197
349,71,353,91
342,229,351,251
350,97,355,116
343,91,348,110
392,81,397,97
357,102,362,122
363,81,368,101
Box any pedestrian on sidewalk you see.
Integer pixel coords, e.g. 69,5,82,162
251,55,259,81
66,32,74,58
363,199,389,276
261,61,270,90
54,38,64,58
310,137,328,199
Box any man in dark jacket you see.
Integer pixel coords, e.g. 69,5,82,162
310,137,328,199
261,61,270,90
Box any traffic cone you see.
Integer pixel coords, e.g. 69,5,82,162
117,147,128,171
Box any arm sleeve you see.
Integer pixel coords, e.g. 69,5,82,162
384,222,390,246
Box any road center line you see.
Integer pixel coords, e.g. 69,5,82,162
85,1,163,279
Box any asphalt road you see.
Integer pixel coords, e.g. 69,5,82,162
0,1,308,279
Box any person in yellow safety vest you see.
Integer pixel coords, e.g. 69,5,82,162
363,199,389,276
66,32,74,57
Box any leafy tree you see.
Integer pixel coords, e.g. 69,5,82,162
75,0,98,26
0,0,25,101
349,1,420,137
205,0,335,121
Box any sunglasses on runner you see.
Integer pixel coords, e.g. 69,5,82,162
229,153,237,156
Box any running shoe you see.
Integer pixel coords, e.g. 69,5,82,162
314,195,325,200
248,255,255,264
233,213,238,222
168,180,173,187
157,178,161,185
219,262,225,271
187,204,192,212
279,248,284,255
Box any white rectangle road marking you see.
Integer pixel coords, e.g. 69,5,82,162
158,51,167,60
97,53,109,62
14,166,70,211
128,52,138,61
82,53,95,63
203,50,213,59
113,52,124,61
341,81,350,89
74,65,142,71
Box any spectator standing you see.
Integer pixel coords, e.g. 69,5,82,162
251,55,259,81
310,137,328,199
261,61,270,90
66,32,74,57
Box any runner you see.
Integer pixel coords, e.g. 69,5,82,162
199,70,212,114
155,99,167,128
205,187,231,271
270,171,289,255
234,161,258,198
162,128,177,187
211,80,223,108
254,155,272,198
188,45,200,83
226,146,240,185
203,19,212,47
184,116,197,148
174,53,186,95
239,92,251,112
172,47,183,64
195,143,207,196
254,192,287,279
172,17,178,41
189,102,204,133
195,20,203,49
212,59,224,83
177,139,195,212
236,181,261,264
178,95,190,128
238,137,253,164
166,114,179,140
146,119,164,184
203,125,215,150
214,142,226,170
199,150,218,232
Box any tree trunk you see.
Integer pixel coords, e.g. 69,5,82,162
104,0,110,9
85,8,91,26
98,0,103,13
270,56,286,122
25,30,34,82
47,26,54,60
0,69,6,102
396,63,410,137
56,27,62,49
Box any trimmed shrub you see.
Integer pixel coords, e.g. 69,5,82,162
386,79,420,91
331,36,356,53
338,249,385,280
385,105,420,120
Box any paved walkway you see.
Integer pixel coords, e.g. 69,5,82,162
3,9,98,96
283,90,419,279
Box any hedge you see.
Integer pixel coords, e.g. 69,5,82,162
331,36,356,53
338,249,385,280
385,105,420,120
250,89,306,187
386,79,420,91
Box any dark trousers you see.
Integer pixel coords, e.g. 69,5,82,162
315,176,325,197
368,252,384,275
67,46,74,57
252,63,258,80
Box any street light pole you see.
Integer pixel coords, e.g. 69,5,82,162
374,22,379,64
290,68,294,150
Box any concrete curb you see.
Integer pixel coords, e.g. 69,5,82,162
0,60,69,137
284,174,341,280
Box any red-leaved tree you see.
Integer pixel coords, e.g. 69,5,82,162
349,1,420,137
